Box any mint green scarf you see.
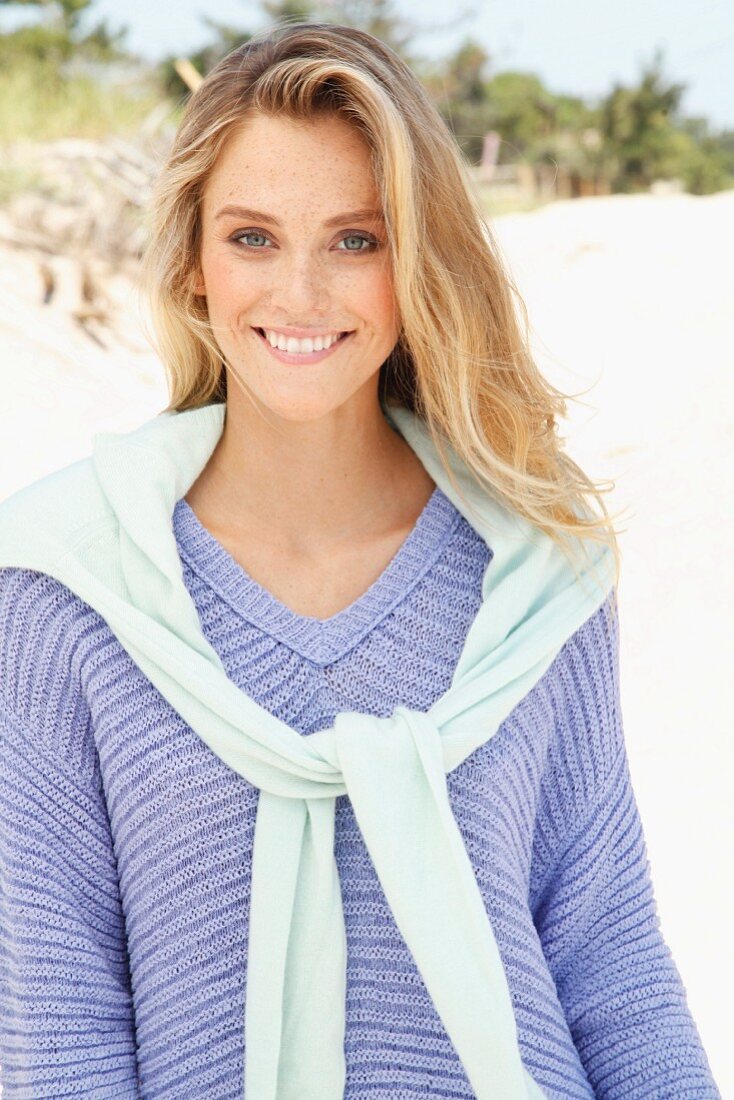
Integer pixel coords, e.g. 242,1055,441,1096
0,400,615,1098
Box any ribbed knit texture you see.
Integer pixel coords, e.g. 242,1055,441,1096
0,486,719,1099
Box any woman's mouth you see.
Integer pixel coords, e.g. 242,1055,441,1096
252,327,353,364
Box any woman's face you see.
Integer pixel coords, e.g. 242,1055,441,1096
194,111,400,423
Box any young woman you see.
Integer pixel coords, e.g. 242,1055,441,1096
0,20,719,1100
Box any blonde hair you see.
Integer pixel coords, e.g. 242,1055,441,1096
140,19,626,597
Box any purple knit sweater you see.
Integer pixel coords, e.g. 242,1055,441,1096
0,485,719,1099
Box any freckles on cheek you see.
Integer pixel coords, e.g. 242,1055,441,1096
375,286,400,334
206,256,255,317
206,251,236,290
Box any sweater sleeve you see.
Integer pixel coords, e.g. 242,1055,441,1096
531,589,720,1099
0,568,140,1098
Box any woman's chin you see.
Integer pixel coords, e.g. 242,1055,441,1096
231,382,354,425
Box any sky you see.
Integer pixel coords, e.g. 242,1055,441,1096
2,0,732,130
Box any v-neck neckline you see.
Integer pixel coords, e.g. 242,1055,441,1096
172,487,461,665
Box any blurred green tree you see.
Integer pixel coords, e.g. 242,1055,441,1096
670,117,734,194
0,0,127,62
421,38,493,164
597,47,687,190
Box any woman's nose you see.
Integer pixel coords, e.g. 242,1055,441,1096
270,249,332,311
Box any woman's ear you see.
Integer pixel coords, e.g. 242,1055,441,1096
191,271,206,297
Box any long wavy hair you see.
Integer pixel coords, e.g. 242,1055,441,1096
140,19,626,595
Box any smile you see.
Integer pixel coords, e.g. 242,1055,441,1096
252,327,353,364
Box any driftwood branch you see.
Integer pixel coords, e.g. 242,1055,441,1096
0,61,203,340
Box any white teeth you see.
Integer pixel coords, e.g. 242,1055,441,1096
261,328,344,354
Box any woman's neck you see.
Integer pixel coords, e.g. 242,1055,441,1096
183,397,435,556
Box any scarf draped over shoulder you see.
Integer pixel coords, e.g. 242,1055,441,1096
0,400,616,1099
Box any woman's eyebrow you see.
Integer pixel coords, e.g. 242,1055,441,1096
213,204,384,227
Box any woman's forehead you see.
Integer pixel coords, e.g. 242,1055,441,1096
201,115,380,219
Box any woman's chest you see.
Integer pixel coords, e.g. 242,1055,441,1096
91,663,584,1097
93,657,553,953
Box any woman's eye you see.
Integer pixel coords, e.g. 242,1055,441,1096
232,230,271,248
337,233,379,253
229,230,379,252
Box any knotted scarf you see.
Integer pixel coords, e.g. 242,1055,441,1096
0,400,616,1098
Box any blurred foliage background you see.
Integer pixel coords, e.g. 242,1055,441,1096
1,0,730,187
0,0,732,226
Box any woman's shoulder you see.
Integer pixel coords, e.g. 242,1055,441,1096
0,566,101,779
541,584,624,804
0,562,101,638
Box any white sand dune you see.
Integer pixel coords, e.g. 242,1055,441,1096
1,188,731,1094
492,190,732,1095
